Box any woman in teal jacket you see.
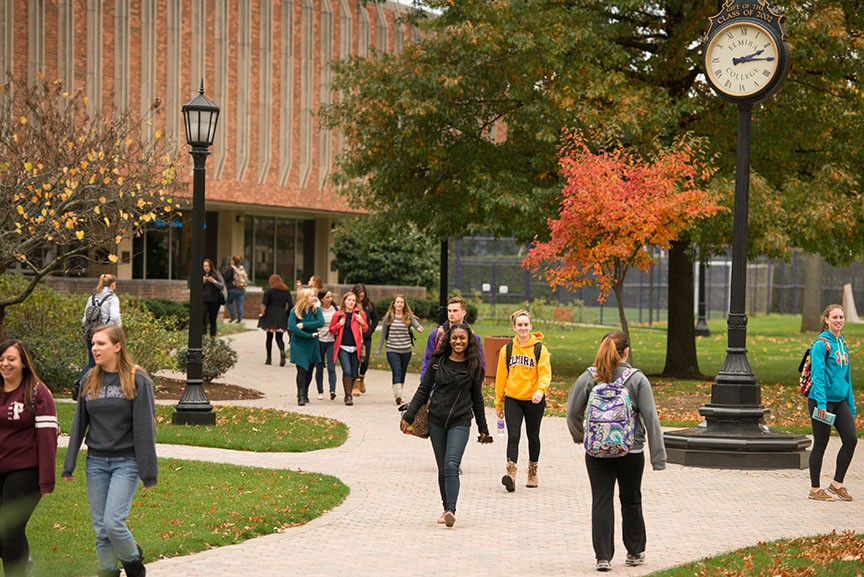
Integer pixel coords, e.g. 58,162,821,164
808,304,857,502
289,288,325,406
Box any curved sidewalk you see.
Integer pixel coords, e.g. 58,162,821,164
147,325,864,577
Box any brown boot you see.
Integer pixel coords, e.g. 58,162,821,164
342,378,354,405
502,460,517,493
527,461,539,488
357,375,367,393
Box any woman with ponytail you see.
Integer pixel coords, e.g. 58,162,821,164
81,274,121,368
566,331,665,572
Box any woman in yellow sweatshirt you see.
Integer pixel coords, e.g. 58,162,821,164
495,310,552,491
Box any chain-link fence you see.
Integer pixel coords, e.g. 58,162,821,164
450,238,864,325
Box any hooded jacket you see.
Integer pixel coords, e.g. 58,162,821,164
494,332,551,411
809,330,855,416
329,307,367,362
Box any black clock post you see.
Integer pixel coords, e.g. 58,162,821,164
663,0,810,469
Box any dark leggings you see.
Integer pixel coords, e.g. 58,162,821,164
265,332,286,357
585,452,646,561
808,398,858,487
504,395,546,463
0,468,41,577
203,301,221,336
296,365,314,397
359,336,372,376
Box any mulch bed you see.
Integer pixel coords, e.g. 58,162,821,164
153,376,265,401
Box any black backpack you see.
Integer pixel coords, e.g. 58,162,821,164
82,294,112,344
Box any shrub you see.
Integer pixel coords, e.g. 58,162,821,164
2,275,83,392
142,298,190,330
465,303,478,324
121,297,185,376
174,336,238,384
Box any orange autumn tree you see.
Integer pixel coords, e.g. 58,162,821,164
523,132,723,337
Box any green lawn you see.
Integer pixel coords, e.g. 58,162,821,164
647,531,864,577
30,449,349,577
55,404,349,452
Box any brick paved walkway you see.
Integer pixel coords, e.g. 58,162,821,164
135,324,864,576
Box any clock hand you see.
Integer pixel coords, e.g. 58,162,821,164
732,49,766,66
747,57,775,62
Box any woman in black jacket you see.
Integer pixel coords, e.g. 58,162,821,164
400,323,492,528
201,259,225,337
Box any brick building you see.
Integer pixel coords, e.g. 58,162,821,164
1,0,415,288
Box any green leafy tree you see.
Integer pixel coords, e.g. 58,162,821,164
0,76,180,338
331,217,438,288
321,0,864,376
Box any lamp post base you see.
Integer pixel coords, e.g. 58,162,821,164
664,408,811,470
172,409,216,426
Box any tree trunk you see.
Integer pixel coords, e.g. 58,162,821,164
662,239,704,378
0,305,6,342
612,283,633,364
800,252,823,332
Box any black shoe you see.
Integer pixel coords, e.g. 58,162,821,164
298,397,306,406
280,356,287,367
265,357,272,365
330,392,336,400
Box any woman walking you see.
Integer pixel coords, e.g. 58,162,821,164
315,289,339,400
495,310,551,491
62,326,157,577
288,288,325,406
400,323,492,527
81,274,122,367
329,291,367,405
202,258,225,337
377,294,424,405
566,331,665,572
807,304,857,502
352,283,378,395
0,339,58,577
224,255,249,323
258,274,294,366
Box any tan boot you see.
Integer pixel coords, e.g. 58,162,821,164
502,460,517,493
353,375,362,395
342,378,354,406
527,461,539,488
357,375,367,393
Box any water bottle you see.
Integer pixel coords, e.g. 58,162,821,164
497,418,505,438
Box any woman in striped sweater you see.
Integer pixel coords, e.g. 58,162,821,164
377,295,424,405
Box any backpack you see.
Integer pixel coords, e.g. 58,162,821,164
232,265,248,288
583,366,639,458
504,340,543,376
82,294,112,344
798,336,831,397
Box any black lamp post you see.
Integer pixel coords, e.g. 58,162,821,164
173,81,219,426
695,259,711,337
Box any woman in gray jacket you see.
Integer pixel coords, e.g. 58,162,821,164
566,330,665,573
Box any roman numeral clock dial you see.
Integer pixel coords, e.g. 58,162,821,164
703,3,790,103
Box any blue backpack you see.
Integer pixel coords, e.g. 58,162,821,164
583,367,639,458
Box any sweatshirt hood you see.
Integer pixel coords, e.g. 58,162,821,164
513,332,544,347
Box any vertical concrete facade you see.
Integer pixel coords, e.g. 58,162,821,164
4,0,413,284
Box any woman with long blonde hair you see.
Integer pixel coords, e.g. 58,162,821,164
288,288,325,405
62,326,157,577
377,294,424,405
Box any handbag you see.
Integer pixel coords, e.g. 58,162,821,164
407,403,430,438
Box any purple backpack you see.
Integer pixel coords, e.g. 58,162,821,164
584,367,639,458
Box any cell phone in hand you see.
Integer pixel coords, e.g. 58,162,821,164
812,407,836,426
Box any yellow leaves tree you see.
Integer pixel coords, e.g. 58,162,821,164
0,76,180,336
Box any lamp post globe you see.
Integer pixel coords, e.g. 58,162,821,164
174,81,220,426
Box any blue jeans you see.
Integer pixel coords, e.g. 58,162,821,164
226,287,246,321
86,455,142,571
316,341,338,394
386,351,412,385
427,422,469,514
337,347,359,379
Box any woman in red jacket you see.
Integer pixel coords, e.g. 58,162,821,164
329,291,367,405
0,339,59,577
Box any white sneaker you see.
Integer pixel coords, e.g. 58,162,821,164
317,394,324,400
595,560,611,572
625,552,645,566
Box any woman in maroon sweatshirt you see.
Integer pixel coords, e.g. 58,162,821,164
0,339,59,577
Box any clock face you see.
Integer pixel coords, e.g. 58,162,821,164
705,21,780,99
